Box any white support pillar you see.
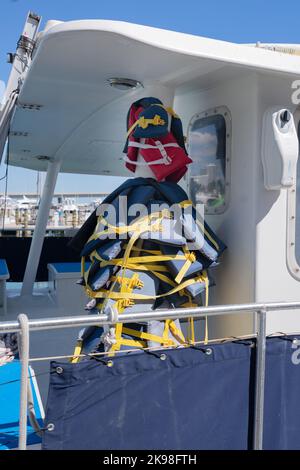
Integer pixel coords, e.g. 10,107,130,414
21,159,61,296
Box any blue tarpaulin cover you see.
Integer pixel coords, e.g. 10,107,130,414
264,336,300,450
41,336,300,450
42,341,253,450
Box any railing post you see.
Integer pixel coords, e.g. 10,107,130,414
253,308,267,450
17,314,29,450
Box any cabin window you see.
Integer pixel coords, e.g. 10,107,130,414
187,106,231,214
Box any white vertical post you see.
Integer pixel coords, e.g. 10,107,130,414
18,314,29,450
21,159,61,296
253,309,267,450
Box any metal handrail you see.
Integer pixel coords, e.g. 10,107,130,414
2,300,300,451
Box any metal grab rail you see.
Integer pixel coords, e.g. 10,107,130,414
1,300,300,334
1,300,300,451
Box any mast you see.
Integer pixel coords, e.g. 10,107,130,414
0,12,41,163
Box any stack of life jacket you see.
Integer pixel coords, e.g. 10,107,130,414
69,98,226,361
69,178,227,361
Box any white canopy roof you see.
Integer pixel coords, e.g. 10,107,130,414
7,19,300,175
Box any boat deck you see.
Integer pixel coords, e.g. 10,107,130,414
5,285,83,405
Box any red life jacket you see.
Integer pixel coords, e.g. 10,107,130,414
123,98,192,182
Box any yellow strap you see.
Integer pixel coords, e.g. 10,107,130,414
182,302,197,344
86,218,131,242
89,254,169,274
189,317,195,343
116,298,135,310
151,270,177,288
110,268,177,352
174,247,196,284
126,114,166,138
161,318,187,345
108,274,134,356
179,200,220,251
92,243,197,287
89,216,164,300
111,275,144,290
85,273,206,301
179,200,193,209
150,270,185,298
82,255,143,359
163,319,171,342
118,212,170,290
109,272,142,355
127,245,162,256
88,209,172,243
122,327,175,346
168,320,186,343
70,340,83,364
155,104,179,119
117,337,147,348
117,263,169,273
126,104,178,139
89,201,220,255
107,300,128,356
109,322,124,354
94,253,190,266
120,224,144,288
82,203,213,352
165,107,179,118
181,270,209,344
106,270,136,356
175,270,209,345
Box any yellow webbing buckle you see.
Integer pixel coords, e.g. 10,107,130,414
70,340,83,364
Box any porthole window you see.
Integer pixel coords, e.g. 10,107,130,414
187,106,231,214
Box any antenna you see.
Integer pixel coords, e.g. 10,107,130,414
0,12,42,164
2,11,42,107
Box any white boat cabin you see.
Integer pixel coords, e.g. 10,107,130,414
1,13,300,344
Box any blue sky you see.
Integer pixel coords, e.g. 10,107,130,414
1,0,300,194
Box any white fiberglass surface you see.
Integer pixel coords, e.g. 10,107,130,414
8,20,300,176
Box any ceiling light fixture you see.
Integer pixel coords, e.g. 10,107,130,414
107,78,143,91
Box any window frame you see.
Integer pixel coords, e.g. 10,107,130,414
187,105,232,215
287,109,300,280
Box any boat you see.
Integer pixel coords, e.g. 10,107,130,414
1,11,300,451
